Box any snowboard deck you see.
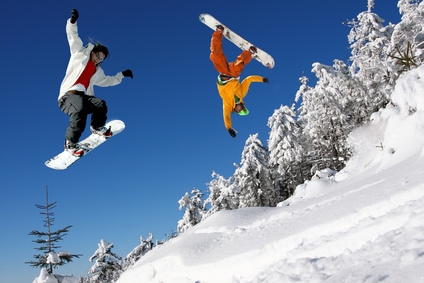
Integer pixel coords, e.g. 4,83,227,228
199,13,275,69
45,120,125,170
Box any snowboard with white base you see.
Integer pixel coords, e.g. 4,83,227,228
199,13,275,69
45,120,125,170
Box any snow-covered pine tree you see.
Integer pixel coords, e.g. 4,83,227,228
347,0,394,116
26,186,81,274
177,188,206,233
311,62,353,169
87,239,122,283
296,75,325,173
204,171,239,217
267,105,305,200
234,134,276,207
296,65,343,171
122,234,154,270
390,0,424,71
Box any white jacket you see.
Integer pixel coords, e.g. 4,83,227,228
58,19,124,101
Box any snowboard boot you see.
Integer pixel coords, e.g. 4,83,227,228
216,25,225,34
91,125,113,138
249,46,257,55
65,140,84,157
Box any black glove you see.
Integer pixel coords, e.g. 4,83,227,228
263,77,269,83
70,9,79,24
228,128,237,138
122,69,133,78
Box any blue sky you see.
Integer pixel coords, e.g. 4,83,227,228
0,0,401,282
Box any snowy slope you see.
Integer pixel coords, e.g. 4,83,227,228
116,68,424,283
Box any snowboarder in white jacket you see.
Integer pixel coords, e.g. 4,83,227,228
58,9,133,157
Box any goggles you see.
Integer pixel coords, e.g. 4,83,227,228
95,52,105,63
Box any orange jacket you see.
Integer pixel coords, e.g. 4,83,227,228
217,75,264,130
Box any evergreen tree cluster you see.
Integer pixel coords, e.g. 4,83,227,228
81,236,157,283
178,0,424,232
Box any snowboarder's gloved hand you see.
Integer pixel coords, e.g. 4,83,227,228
122,69,133,79
263,78,269,83
228,128,237,138
70,9,79,24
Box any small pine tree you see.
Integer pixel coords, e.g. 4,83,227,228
26,186,81,274
88,239,122,283
177,188,206,233
268,105,305,200
205,171,239,216
123,233,154,270
235,134,275,207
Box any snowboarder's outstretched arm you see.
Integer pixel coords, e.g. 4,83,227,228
66,9,83,55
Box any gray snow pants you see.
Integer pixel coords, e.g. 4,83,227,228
58,91,108,144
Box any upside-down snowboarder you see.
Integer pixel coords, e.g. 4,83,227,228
209,25,269,138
